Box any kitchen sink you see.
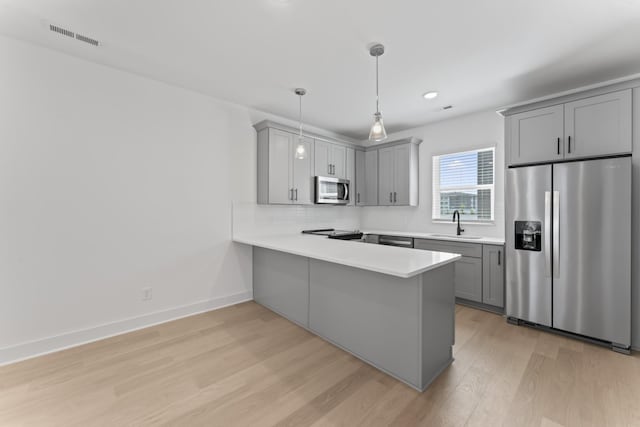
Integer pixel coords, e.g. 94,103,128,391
430,234,483,240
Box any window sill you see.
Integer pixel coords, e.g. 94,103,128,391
432,219,496,226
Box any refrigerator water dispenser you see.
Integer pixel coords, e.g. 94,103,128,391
514,221,541,251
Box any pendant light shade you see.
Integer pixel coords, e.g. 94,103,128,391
294,88,307,160
368,44,387,142
369,112,387,141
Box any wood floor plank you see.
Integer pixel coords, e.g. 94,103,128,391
1,302,638,427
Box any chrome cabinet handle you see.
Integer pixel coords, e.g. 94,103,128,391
557,137,560,155
389,192,392,202
393,192,397,203
498,250,501,266
357,193,360,203
290,188,293,200
327,164,331,175
332,164,335,175
568,136,571,154
294,188,298,201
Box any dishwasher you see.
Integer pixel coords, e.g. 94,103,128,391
378,235,414,248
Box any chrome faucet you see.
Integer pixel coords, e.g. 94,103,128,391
452,210,464,236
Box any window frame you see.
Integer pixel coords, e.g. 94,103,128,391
432,146,496,224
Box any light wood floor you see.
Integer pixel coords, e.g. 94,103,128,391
1,302,639,427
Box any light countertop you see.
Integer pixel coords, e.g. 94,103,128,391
233,233,461,279
362,230,505,245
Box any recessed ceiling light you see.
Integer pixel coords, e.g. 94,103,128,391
423,91,438,100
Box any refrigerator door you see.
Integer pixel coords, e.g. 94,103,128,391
506,165,552,326
552,157,631,346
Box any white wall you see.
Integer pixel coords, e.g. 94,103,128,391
0,35,277,364
360,111,505,238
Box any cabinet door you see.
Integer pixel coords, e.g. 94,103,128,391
364,150,378,205
331,145,347,179
393,144,411,205
292,136,314,205
454,256,483,302
482,245,504,307
268,129,292,204
509,105,564,165
345,148,355,205
378,147,394,206
564,89,632,159
314,140,331,176
355,150,366,206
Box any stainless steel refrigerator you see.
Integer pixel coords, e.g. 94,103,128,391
506,156,631,352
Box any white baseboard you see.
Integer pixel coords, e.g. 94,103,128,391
0,291,253,366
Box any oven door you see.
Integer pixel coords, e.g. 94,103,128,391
314,176,350,204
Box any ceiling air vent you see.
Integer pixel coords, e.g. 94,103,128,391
49,24,74,38
75,33,99,46
48,23,100,47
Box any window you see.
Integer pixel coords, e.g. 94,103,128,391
432,147,495,222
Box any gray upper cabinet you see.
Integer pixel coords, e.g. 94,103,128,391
564,89,632,160
509,105,564,165
378,147,394,206
482,245,504,308
355,149,378,206
377,142,419,206
345,147,355,206
315,140,347,179
355,150,366,206
393,143,412,205
254,121,420,207
314,140,330,176
257,128,314,205
332,145,347,179
364,150,379,206
507,88,633,166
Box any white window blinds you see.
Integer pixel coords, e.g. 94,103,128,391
432,147,495,222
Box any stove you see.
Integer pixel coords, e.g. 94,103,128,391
301,228,364,240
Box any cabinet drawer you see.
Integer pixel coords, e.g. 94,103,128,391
414,239,482,258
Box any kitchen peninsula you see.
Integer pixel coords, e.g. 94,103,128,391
233,233,461,391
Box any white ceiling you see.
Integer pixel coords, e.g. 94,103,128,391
2,0,640,139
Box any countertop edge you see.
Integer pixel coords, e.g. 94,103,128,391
362,230,505,245
233,236,461,279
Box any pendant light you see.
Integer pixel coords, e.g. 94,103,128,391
368,43,387,142
294,88,307,160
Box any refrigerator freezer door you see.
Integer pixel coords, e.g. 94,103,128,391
552,157,631,346
506,165,552,326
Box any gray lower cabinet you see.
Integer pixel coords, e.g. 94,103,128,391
308,259,422,385
414,239,504,309
252,247,309,327
251,246,455,391
453,257,483,302
482,245,504,307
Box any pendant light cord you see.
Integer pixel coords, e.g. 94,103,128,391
375,55,380,114
299,93,303,138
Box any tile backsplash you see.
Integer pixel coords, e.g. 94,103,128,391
232,202,360,237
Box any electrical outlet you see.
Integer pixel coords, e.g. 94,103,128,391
142,287,153,301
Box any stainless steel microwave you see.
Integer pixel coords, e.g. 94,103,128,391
314,176,350,204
